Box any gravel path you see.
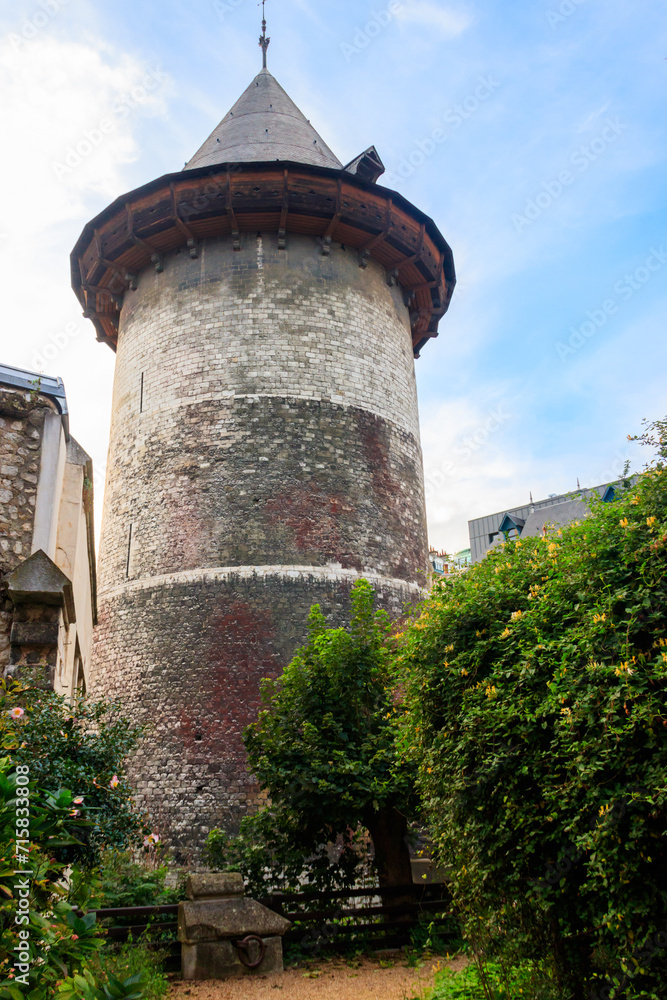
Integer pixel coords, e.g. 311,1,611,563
169,955,467,1000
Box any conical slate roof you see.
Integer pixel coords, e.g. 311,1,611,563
185,68,342,171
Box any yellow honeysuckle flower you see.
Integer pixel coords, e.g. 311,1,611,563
620,518,629,528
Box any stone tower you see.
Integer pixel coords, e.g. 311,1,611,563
71,49,455,858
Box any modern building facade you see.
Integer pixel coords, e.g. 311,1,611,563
0,364,96,695
429,547,472,578
469,482,624,563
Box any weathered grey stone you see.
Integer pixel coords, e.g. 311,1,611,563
181,936,283,980
178,897,290,944
5,549,75,624
10,621,60,646
186,872,244,900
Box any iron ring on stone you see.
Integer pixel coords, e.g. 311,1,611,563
233,934,266,969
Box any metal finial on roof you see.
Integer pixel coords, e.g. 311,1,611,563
259,0,270,69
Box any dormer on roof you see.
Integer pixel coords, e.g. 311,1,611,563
499,513,525,535
344,146,386,184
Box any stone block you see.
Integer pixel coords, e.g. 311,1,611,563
178,897,291,943
10,621,59,646
5,550,75,624
181,936,283,980
186,872,244,900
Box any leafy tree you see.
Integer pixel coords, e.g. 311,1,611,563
0,681,164,999
0,740,105,997
242,579,419,889
401,421,667,999
205,806,373,898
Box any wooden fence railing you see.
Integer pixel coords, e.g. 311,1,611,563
260,882,455,952
87,881,455,970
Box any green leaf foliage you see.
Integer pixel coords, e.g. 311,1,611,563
0,683,167,999
0,756,105,996
205,806,373,898
85,847,185,910
427,960,560,1000
402,428,667,999
238,580,419,887
56,969,149,1000
4,687,144,866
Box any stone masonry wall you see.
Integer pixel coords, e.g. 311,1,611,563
0,387,53,672
94,571,418,863
99,233,426,590
93,231,429,855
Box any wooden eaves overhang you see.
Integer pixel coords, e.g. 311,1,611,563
71,161,456,357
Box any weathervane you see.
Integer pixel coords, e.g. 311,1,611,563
259,0,270,69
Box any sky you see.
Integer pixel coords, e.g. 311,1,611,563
1,0,665,552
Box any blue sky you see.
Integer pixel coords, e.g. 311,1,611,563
1,0,665,550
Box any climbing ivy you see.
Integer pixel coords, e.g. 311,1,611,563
402,420,667,999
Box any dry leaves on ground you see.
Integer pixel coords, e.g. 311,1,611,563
169,954,467,1000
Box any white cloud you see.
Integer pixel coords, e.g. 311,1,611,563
394,2,471,38
420,396,521,551
420,386,644,554
0,36,168,237
0,35,171,541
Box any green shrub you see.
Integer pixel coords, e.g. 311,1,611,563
0,752,105,998
206,580,418,895
87,848,185,910
56,937,169,1000
206,806,373,897
402,422,667,998
4,686,144,866
0,681,169,999
427,961,560,1000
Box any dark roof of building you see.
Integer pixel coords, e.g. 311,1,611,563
499,513,525,532
468,478,638,562
0,363,69,438
520,498,590,537
185,69,342,171
343,146,385,183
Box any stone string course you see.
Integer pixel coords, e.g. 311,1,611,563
93,231,429,856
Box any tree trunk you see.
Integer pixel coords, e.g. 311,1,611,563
365,806,415,917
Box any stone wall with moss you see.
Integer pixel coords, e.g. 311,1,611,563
0,387,57,672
